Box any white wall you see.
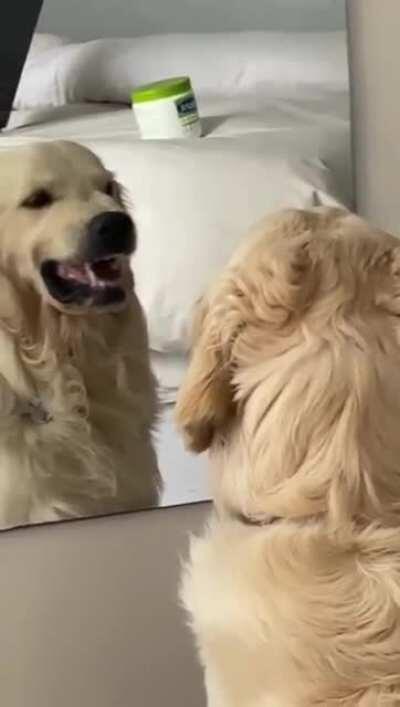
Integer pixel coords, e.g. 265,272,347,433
348,0,400,234
37,0,346,40
0,503,209,707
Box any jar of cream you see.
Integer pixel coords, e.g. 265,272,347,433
132,76,202,140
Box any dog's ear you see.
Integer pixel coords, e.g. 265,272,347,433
175,236,316,454
175,289,237,453
252,235,317,327
114,181,130,210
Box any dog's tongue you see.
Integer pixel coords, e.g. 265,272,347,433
56,259,122,287
57,262,94,286
91,259,120,281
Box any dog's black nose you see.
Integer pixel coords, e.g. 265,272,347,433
85,211,136,261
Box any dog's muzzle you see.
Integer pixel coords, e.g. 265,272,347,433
40,211,136,310
83,211,135,262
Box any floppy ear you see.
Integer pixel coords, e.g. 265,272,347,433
176,236,316,454
175,289,238,453
114,181,131,211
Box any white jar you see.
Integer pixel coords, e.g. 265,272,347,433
132,76,202,140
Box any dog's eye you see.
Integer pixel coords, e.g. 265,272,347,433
104,180,116,197
21,189,53,209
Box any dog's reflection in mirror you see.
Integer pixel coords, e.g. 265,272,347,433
0,140,161,528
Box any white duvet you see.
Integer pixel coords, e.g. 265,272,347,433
2,32,352,399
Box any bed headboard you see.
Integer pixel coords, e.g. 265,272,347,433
37,0,346,41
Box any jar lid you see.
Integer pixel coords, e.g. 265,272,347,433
131,76,192,104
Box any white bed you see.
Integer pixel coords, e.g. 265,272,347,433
1,31,352,506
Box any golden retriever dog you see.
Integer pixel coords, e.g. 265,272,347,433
176,207,400,706
0,140,161,529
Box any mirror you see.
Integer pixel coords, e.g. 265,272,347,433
0,0,351,529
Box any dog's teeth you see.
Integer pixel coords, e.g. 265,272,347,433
85,263,97,287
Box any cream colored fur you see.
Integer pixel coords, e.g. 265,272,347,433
176,207,400,706
0,140,161,528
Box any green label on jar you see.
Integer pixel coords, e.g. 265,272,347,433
175,93,199,126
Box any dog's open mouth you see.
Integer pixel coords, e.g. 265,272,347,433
41,255,131,309
58,256,122,287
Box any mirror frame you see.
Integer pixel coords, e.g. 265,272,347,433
0,0,43,128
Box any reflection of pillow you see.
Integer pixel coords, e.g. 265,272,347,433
14,31,348,109
13,34,72,110
27,33,71,56
85,136,345,354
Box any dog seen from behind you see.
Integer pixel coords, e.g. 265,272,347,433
0,140,161,529
176,207,400,706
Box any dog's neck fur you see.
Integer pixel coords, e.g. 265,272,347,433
4,280,129,379
0,277,160,524
213,333,400,530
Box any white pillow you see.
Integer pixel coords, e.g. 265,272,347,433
14,34,72,110
27,33,71,55
84,135,346,354
14,31,348,109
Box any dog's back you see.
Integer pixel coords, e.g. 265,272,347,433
177,207,400,706
183,517,400,706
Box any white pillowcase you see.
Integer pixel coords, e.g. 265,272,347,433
14,31,348,109
84,135,345,354
27,33,71,55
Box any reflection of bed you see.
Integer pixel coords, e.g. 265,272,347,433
4,94,352,391
1,32,352,505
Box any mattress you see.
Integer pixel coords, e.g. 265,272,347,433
156,403,209,506
4,93,352,207
150,353,206,506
